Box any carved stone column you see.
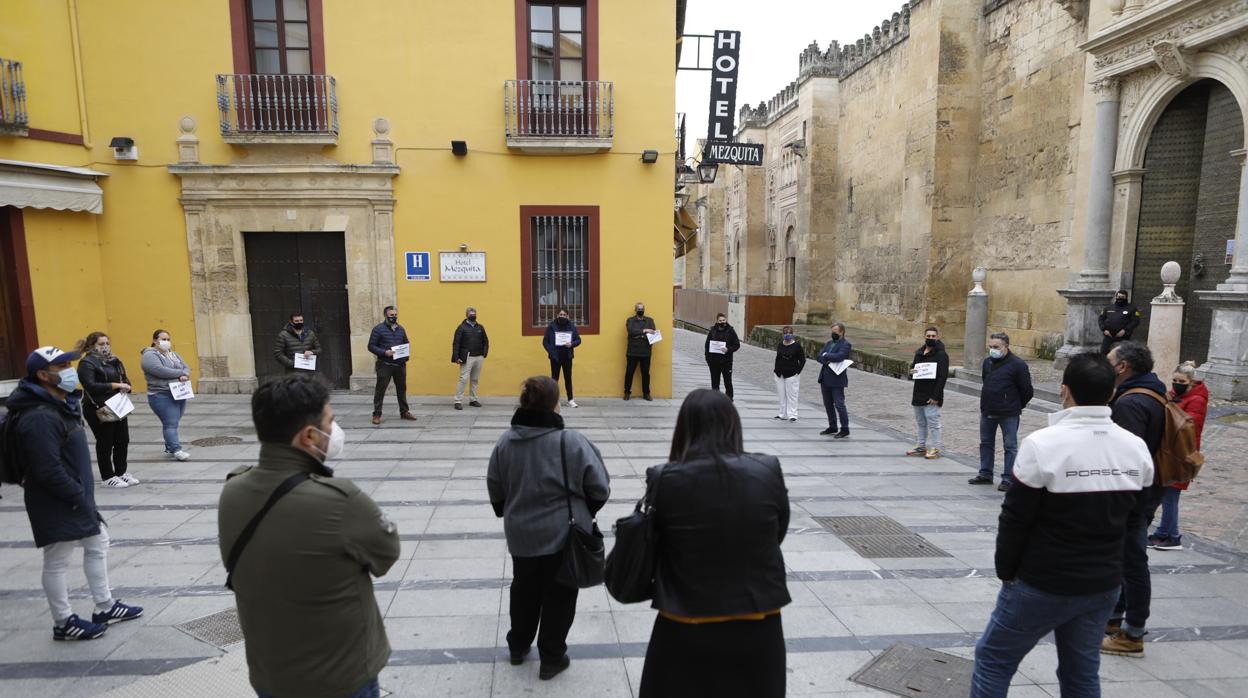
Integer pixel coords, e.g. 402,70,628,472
1148,262,1184,387
1196,149,1248,399
964,268,989,370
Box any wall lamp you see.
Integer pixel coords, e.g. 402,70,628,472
451,140,468,156
697,161,719,184
640,149,659,163
675,191,691,209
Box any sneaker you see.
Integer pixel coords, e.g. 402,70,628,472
925,449,941,460
119,473,140,486
1147,534,1164,549
1154,535,1184,551
52,614,107,641
906,446,927,456
103,476,129,488
643,395,653,401
1101,630,1144,657
92,600,144,626
774,415,783,420
623,393,630,401
968,475,994,485
538,654,571,680
789,418,797,422
833,431,850,439
567,400,578,408
997,480,1013,492
454,403,463,411
820,427,838,436
469,401,482,408
171,450,190,462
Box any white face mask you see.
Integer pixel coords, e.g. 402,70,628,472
158,340,172,351
313,421,346,462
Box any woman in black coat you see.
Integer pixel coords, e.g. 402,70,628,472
639,389,791,698
76,332,136,487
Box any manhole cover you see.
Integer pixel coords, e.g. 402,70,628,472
851,642,972,697
175,607,245,648
190,436,244,447
814,516,952,558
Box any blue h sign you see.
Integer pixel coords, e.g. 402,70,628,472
405,252,431,281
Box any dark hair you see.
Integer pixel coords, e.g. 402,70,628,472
383,305,396,315
831,322,846,334
1117,289,1129,297
668,389,744,463
1111,340,1153,376
924,326,939,334
252,374,331,444
1062,353,1116,406
76,331,109,353
519,375,560,411
781,325,793,334
716,313,726,320
151,328,169,346
290,311,304,321
990,331,1010,346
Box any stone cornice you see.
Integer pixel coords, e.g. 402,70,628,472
1082,0,1248,77
167,163,400,176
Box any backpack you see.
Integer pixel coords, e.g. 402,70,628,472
0,409,28,485
1122,388,1204,486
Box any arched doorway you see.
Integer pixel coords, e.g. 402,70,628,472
784,225,796,297
1131,79,1244,365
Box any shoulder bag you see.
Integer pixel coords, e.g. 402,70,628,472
82,358,123,423
554,432,605,589
604,465,663,604
224,472,310,590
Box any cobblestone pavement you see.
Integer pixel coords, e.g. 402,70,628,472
0,339,1246,696
679,329,1248,554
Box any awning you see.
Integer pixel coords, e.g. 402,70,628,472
674,205,698,258
0,159,108,214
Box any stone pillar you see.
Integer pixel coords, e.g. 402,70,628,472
1196,149,1248,400
176,116,199,164
964,267,988,370
1147,262,1183,387
371,117,394,165
1056,78,1121,367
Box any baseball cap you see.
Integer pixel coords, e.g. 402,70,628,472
26,346,81,377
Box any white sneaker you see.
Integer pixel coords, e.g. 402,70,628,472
567,400,579,408
119,473,140,485
172,450,190,462
103,476,129,488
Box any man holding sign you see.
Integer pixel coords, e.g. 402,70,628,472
367,306,417,425
272,313,321,375
542,309,582,407
906,327,950,460
704,313,741,400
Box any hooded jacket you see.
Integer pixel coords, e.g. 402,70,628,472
487,408,610,557
542,319,582,361
910,340,950,407
1110,372,1167,459
140,347,191,394
273,324,322,371
704,322,741,364
7,379,101,548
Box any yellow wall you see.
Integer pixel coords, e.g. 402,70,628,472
1,0,675,396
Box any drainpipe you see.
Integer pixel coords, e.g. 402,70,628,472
68,0,92,148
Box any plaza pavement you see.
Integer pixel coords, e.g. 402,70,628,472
0,331,1247,696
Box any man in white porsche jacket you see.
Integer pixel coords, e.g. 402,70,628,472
971,352,1154,697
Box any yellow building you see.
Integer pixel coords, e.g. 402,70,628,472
1,0,679,399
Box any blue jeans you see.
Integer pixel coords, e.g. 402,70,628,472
258,677,379,698
914,404,941,449
972,579,1118,698
820,385,848,433
1154,487,1181,539
146,391,187,453
978,415,1020,482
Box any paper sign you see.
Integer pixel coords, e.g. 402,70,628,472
104,392,135,419
647,330,663,345
294,353,317,371
555,332,573,347
913,362,938,380
709,340,727,354
169,381,195,401
830,359,854,376
391,343,411,359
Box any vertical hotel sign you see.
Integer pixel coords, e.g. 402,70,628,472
706,30,740,142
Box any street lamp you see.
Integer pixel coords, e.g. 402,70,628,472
697,161,719,184
675,191,690,209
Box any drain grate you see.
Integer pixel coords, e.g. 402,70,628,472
175,607,245,648
814,515,952,558
190,436,244,447
851,642,972,697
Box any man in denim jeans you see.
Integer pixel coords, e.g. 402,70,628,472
906,326,949,459
971,353,1153,697
969,333,1033,492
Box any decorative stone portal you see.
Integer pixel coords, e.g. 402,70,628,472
168,117,399,393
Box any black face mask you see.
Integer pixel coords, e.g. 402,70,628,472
292,322,304,331
831,333,841,342
467,315,477,322
386,316,397,324
1116,298,1128,306
717,321,727,327
557,317,569,326
1172,383,1189,397
924,338,937,348
635,310,645,317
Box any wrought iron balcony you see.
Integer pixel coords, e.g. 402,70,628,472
216,73,338,144
0,57,28,136
504,80,613,153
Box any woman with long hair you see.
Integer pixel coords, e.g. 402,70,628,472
140,329,192,461
1152,360,1209,551
486,376,610,681
76,332,136,487
639,389,791,698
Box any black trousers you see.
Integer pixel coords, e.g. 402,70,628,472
83,410,129,480
508,553,579,662
624,356,652,396
550,358,574,400
640,613,785,698
372,362,410,416
708,359,734,399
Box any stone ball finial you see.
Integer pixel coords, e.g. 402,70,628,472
1160,261,1181,285
972,267,987,283
178,116,197,134
373,117,391,136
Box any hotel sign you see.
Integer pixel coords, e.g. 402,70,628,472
439,251,486,282
702,141,763,166
706,30,741,142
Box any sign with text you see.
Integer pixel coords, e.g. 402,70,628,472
405,251,431,281
706,30,741,142
439,251,487,282
702,141,764,166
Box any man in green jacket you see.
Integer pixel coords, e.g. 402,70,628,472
218,375,400,698
272,312,322,374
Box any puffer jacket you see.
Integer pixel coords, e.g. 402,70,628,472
273,324,322,370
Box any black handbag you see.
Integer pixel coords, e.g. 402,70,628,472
604,466,662,604
554,432,605,589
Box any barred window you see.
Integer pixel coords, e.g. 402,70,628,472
520,206,599,335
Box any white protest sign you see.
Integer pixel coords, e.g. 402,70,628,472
169,381,195,401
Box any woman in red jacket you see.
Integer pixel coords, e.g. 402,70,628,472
1151,361,1208,551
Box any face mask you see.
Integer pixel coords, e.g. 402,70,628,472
717,320,727,327
1172,383,1189,397
1116,298,1127,306
96,344,112,356
386,316,397,324
312,421,346,462
782,334,794,342
557,317,569,326
467,314,477,322
158,340,172,351
635,309,645,317
292,322,304,331
831,333,841,342
50,367,80,393
989,348,1005,360
924,338,937,348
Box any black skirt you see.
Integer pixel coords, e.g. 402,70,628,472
639,613,785,698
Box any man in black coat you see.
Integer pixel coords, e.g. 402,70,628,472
542,309,582,408
1099,290,1142,355
272,312,322,374
1102,341,1167,658
907,326,949,459
704,313,741,400
624,302,657,400
8,347,142,641
451,306,489,410
367,305,417,425
969,332,1033,491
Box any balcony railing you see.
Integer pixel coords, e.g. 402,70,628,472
504,79,613,152
216,73,338,144
1,57,28,135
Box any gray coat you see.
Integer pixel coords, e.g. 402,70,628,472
140,347,191,394
487,420,610,557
